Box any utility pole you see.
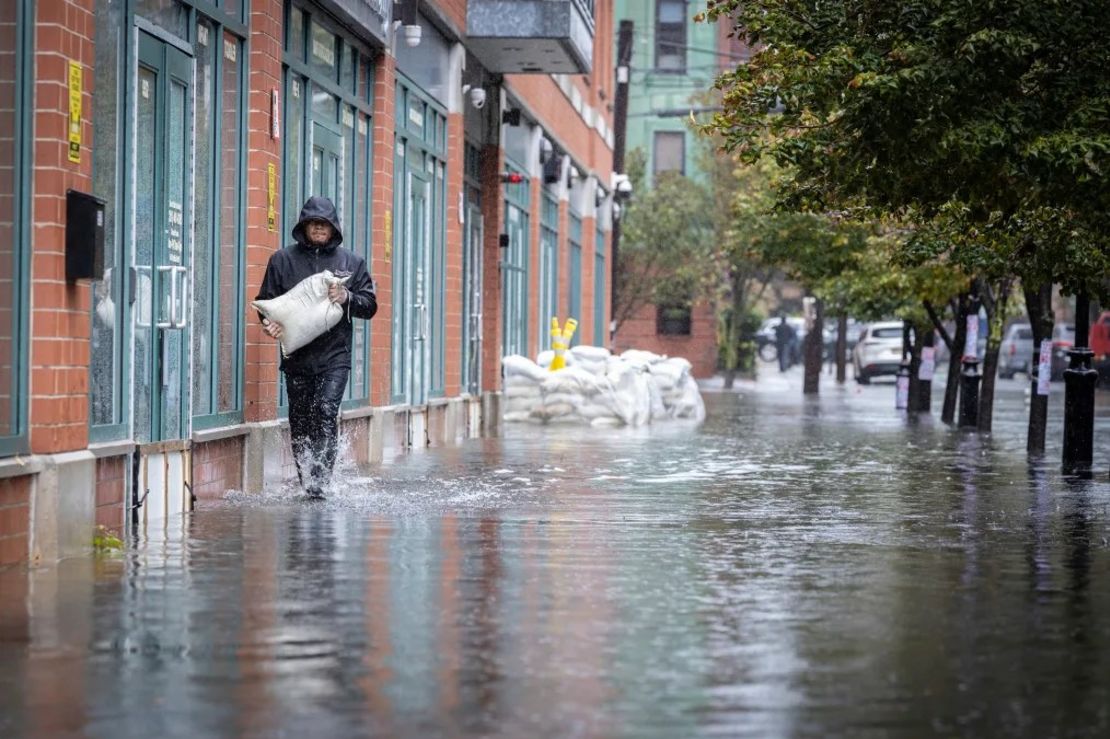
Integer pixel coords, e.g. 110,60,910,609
609,19,633,339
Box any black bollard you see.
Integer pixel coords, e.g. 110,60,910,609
1063,293,1096,476
958,357,981,428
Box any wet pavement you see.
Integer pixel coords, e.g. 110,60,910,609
3,367,1110,738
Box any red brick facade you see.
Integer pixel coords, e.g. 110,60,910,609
1,0,615,567
613,302,718,378
0,475,31,566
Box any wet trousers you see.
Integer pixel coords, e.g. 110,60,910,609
286,366,349,492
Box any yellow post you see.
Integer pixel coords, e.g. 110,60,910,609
549,317,577,371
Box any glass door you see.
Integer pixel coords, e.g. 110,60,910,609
133,33,192,444
462,204,484,395
311,122,342,204
406,165,431,405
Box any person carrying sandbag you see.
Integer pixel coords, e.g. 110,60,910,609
255,196,377,499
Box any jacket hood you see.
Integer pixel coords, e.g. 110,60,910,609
292,196,344,250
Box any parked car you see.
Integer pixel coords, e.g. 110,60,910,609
1050,323,1075,381
998,323,1035,379
852,321,905,384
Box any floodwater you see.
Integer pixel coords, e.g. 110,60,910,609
3,370,1110,738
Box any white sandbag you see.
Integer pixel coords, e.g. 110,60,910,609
672,379,706,422
647,379,670,421
502,355,549,383
590,416,623,428
503,410,534,423
537,401,575,419
504,384,543,399
542,367,604,396
620,349,662,368
570,345,611,362
252,270,350,356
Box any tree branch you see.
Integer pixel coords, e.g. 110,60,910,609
924,300,953,350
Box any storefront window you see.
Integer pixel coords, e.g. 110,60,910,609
191,16,217,418
135,0,188,38
217,31,243,413
284,2,377,405
191,18,247,428
309,21,337,82
0,0,29,449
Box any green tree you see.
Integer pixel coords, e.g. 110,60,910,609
613,149,716,335
702,0,1110,439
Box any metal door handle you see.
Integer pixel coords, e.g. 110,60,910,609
172,266,188,329
422,304,430,340
156,266,174,329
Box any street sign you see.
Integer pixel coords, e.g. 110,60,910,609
1037,339,1052,395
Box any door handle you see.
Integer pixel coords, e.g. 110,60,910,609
422,304,430,341
156,265,174,329
172,266,188,329
413,304,424,343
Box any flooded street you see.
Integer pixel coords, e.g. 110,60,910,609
4,371,1110,738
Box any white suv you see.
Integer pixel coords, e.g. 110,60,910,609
852,322,905,384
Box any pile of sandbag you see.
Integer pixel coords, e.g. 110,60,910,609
502,346,705,427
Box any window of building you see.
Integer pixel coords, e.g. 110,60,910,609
655,0,687,72
191,14,248,429
284,2,377,407
653,131,685,176
567,211,583,346
0,0,31,454
539,194,559,351
657,304,692,336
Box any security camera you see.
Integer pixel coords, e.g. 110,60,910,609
470,87,486,109
613,173,633,196
403,24,422,47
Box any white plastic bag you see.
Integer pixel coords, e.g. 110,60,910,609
252,270,350,356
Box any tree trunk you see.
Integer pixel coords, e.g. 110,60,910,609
977,279,1011,433
804,298,824,395
836,313,848,384
926,297,964,424
1024,281,1053,455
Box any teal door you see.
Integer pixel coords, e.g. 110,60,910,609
462,204,484,395
133,33,192,444
501,204,528,357
405,165,431,405
312,122,342,204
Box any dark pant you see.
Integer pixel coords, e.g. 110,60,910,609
286,367,349,492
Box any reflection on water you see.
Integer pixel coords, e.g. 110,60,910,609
2,379,1110,737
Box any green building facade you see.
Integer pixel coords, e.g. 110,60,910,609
616,0,722,180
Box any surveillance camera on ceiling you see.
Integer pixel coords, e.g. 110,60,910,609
613,173,633,196
470,87,486,109
403,24,422,47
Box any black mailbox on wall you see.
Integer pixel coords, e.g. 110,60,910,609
65,189,106,282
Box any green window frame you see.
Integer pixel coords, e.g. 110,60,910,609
281,0,377,410
501,160,531,359
192,17,248,431
0,0,33,456
539,193,559,351
567,210,583,346
594,225,606,346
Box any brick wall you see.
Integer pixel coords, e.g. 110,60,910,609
581,215,597,346
0,475,31,566
479,143,505,392
443,112,464,396
243,0,283,422
94,455,126,531
369,53,396,405
30,0,95,454
613,301,719,378
192,437,244,500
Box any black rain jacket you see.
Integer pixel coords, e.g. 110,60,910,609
256,196,377,376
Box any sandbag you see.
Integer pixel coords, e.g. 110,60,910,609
502,355,549,383
252,270,350,356
570,345,611,362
